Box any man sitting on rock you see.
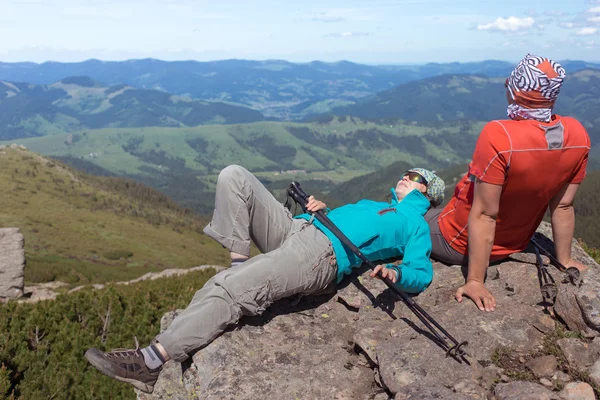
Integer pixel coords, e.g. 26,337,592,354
425,54,590,312
85,164,445,393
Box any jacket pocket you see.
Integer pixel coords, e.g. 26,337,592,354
356,233,379,249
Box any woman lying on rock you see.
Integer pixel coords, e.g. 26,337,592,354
85,164,445,393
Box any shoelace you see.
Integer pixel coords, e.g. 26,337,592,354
108,337,140,358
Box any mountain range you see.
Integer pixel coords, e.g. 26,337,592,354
2,58,600,119
331,69,600,144
0,77,264,140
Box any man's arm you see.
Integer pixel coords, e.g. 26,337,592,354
455,178,502,312
549,183,586,270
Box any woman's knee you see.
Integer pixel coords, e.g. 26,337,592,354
211,267,274,315
218,165,248,185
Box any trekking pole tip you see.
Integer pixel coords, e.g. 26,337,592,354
445,341,470,361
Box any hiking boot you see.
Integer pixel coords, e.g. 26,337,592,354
85,338,160,393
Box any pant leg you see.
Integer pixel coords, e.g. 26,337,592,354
424,208,466,266
203,164,294,257
158,220,337,362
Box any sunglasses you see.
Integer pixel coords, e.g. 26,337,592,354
401,171,428,186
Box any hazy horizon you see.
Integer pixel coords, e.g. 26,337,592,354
2,56,600,66
2,0,600,64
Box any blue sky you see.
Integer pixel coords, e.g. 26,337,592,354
1,0,600,64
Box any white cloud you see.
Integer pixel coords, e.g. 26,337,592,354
587,6,600,13
311,12,345,23
323,31,371,38
576,27,598,35
589,16,600,23
307,8,374,24
476,16,535,32
560,22,575,28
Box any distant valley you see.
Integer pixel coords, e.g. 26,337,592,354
2,118,485,213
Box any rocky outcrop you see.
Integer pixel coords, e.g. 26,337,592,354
0,228,25,300
138,222,600,400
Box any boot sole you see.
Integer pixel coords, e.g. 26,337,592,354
85,349,155,394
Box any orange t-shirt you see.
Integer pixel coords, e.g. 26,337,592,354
438,115,590,257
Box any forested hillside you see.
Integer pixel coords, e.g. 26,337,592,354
0,146,229,285
2,118,486,213
332,69,600,145
0,78,264,140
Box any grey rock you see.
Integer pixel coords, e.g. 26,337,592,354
554,371,572,385
540,377,554,387
392,384,466,400
588,359,600,387
535,224,600,337
558,382,595,400
373,392,390,400
556,284,599,338
138,222,600,400
0,228,25,300
557,338,600,370
453,380,487,399
495,381,554,400
526,355,558,378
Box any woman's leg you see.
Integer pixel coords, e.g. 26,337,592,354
203,165,294,257
158,221,337,362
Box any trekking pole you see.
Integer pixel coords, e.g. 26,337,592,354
287,182,469,362
533,245,558,306
530,238,580,285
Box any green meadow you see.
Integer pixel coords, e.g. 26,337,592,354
0,147,229,286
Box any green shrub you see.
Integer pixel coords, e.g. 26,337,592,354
0,269,216,399
0,364,15,399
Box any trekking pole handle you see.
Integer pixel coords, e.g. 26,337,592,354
286,182,310,212
289,182,310,201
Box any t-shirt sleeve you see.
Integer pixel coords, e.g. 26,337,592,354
567,118,590,184
570,152,588,184
468,121,511,185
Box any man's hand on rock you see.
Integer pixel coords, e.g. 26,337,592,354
455,280,496,312
563,259,587,272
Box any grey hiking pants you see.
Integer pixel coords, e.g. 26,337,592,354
157,165,338,362
424,208,466,266
424,208,506,266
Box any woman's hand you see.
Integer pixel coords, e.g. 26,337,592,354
306,195,327,212
370,264,398,283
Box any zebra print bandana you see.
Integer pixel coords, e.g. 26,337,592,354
506,54,566,122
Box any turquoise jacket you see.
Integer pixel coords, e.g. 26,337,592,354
295,188,433,293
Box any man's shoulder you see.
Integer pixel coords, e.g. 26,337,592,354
558,115,587,130
556,115,591,145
